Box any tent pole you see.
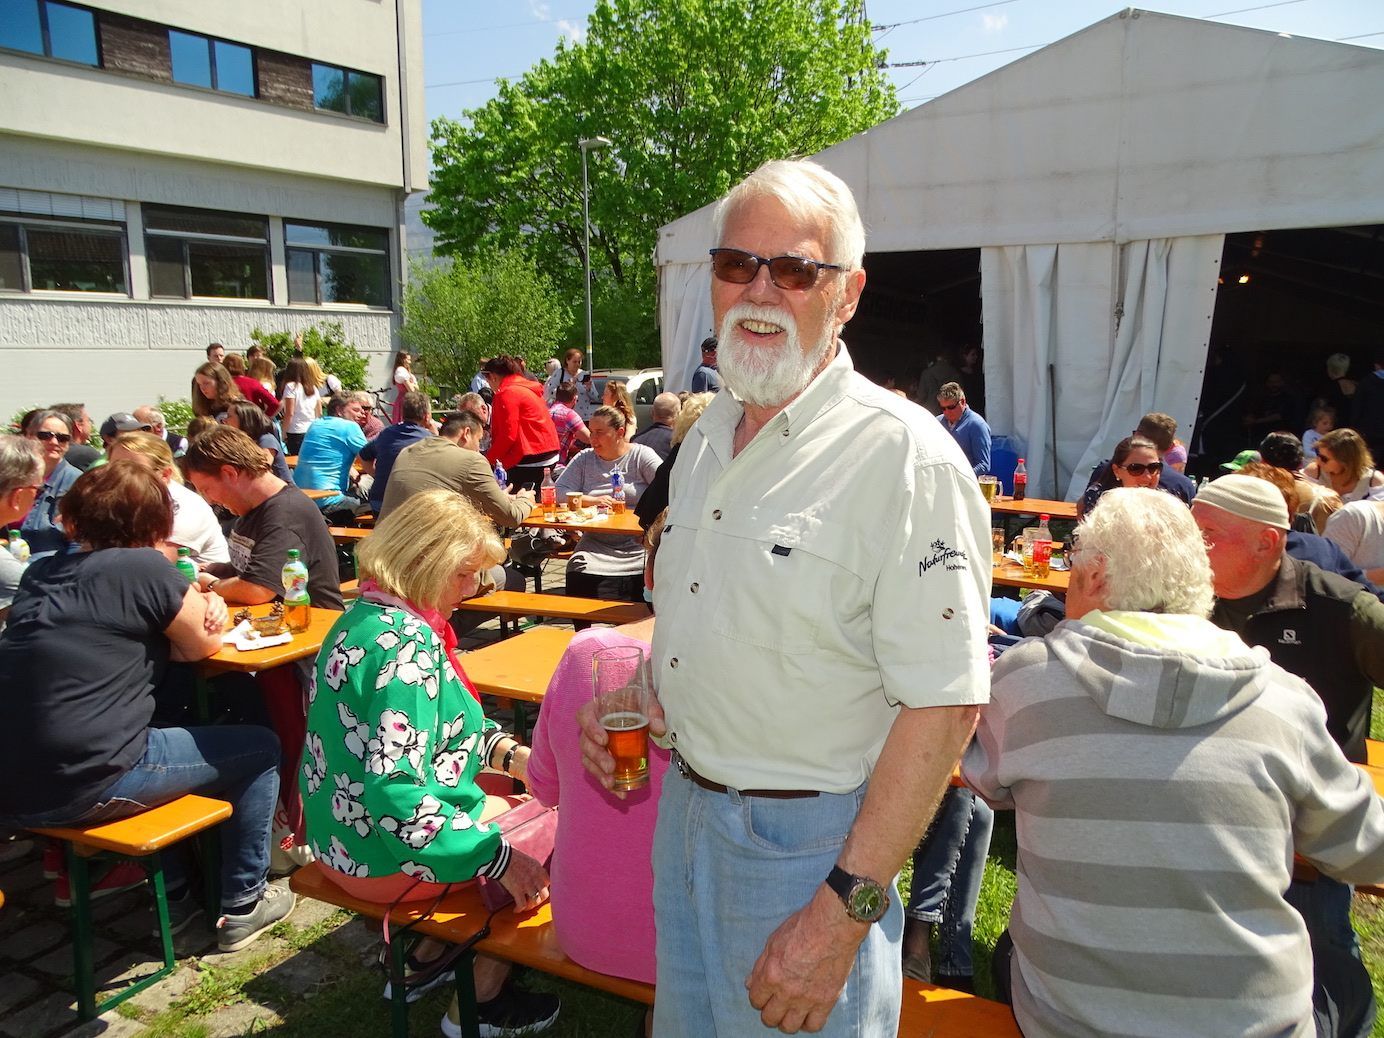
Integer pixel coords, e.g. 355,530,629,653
1049,363,1059,498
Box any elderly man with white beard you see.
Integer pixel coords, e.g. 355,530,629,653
579,159,991,1036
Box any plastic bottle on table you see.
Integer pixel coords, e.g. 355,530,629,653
1033,514,1053,578
540,467,557,517
282,549,311,633
7,530,30,562
175,546,197,584
494,460,507,488
611,470,627,514
1013,458,1028,501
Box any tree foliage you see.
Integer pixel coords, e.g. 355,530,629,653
424,0,896,363
401,250,573,397
250,321,369,391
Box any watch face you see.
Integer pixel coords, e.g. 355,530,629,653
849,881,887,922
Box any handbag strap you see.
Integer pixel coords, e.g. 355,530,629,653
380,880,504,991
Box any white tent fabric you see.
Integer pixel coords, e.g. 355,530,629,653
655,11,1384,496
981,235,1223,500
659,260,713,393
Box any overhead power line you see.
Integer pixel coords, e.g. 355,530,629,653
1202,0,1304,19
425,75,519,90
425,15,582,38
872,0,1020,31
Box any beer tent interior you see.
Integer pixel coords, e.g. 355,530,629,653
654,9,1384,499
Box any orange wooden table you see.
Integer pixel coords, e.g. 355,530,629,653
522,507,643,538
200,605,341,674
992,559,1069,594
300,487,337,501
461,626,574,705
989,496,1077,521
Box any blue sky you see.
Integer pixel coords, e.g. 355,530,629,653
421,0,1383,124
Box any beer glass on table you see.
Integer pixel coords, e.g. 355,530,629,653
592,646,652,791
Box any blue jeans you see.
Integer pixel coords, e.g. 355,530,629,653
906,787,994,978
651,769,902,1037
10,726,279,911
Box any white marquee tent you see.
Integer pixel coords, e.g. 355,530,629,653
655,9,1384,499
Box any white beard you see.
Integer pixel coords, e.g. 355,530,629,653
716,303,835,408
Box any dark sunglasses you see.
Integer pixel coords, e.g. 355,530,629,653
1118,461,1162,476
709,248,843,291
940,402,961,412
34,430,72,444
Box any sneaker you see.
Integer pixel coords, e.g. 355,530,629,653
379,942,456,1004
42,841,62,879
442,980,560,1038
53,859,148,908
151,892,205,938
215,884,296,952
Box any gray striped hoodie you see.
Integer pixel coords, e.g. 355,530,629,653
963,614,1384,1038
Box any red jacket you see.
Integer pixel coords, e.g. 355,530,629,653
234,376,281,418
485,375,559,469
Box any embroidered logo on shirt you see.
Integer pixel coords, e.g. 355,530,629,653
919,538,968,575
1278,629,1301,646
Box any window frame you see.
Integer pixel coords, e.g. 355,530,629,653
308,61,385,123
166,27,257,98
144,205,271,302
284,220,392,309
0,0,102,68
0,212,129,296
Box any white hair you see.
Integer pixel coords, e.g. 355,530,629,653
1077,488,1215,618
712,159,866,270
0,435,42,493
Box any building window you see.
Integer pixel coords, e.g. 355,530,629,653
285,221,390,307
0,217,126,294
310,63,383,122
167,29,255,96
0,0,99,66
144,205,269,300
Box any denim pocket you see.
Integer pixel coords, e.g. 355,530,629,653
78,796,150,825
741,785,865,856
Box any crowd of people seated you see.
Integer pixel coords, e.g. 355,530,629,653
6,324,1384,1038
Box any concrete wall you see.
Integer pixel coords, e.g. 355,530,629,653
2,298,395,423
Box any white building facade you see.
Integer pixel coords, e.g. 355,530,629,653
0,0,427,423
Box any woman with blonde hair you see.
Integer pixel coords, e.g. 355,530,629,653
248,356,277,395
302,489,560,1036
1305,428,1384,502
108,432,229,564
190,362,244,421
279,357,323,455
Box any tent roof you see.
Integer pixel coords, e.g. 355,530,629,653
657,9,1384,264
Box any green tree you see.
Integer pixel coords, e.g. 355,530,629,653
250,321,369,391
401,250,573,398
425,0,895,363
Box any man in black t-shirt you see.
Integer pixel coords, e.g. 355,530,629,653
183,427,343,611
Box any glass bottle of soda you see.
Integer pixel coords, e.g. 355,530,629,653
1013,458,1028,501
175,546,198,584
282,549,311,633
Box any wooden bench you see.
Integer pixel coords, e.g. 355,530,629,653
290,861,1017,1038
1368,738,1384,768
32,794,232,1020
455,590,648,636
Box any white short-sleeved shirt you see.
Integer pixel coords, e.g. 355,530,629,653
651,343,991,793
1324,499,1384,572
282,382,321,434
168,479,230,564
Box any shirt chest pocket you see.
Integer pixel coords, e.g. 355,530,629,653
705,514,863,655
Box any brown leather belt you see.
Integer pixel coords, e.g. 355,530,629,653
673,752,819,799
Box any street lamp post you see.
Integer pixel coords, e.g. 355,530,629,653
578,136,611,372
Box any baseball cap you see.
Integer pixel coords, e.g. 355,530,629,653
1220,449,1261,472
1194,474,1290,530
100,412,151,439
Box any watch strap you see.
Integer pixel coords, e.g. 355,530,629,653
825,865,856,903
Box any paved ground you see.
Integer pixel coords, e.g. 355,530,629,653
0,554,585,1038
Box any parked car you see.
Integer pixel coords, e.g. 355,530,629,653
589,368,663,429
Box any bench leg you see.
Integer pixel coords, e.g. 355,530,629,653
452,949,481,1038
68,846,97,1021
389,937,411,1038
151,854,175,972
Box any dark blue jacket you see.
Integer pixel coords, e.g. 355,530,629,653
1286,531,1384,601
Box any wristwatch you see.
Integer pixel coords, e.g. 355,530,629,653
825,865,889,924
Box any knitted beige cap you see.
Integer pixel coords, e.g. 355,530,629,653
1194,474,1290,530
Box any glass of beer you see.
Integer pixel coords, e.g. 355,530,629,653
1020,527,1041,576
978,475,999,503
991,527,1005,567
566,491,584,513
592,646,651,791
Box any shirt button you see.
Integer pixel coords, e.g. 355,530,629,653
690,582,699,593
712,509,722,520
670,657,679,668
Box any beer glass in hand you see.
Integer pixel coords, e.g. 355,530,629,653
592,646,651,792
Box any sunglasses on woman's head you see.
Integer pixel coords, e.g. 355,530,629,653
709,248,843,291
34,430,71,444
1119,461,1162,476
